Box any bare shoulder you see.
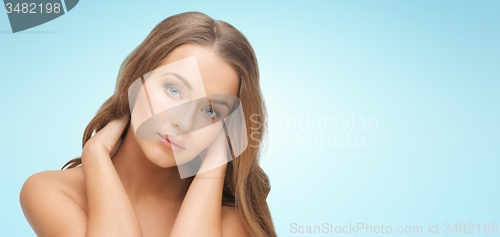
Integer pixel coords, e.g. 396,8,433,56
221,205,249,237
20,167,79,195
21,166,87,204
19,167,88,237
19,166,87,210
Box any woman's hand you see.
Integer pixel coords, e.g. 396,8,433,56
81,115,143,237
197,125,230,176
82,115,128,160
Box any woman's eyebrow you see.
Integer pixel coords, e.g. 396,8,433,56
163,72,193,89
208,98,230,109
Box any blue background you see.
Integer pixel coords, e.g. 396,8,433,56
1,1,499,236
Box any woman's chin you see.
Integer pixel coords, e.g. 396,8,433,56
138,139,200,169
148,153,198,169
145,155,175,168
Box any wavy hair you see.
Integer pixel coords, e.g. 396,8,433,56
61,11,276,237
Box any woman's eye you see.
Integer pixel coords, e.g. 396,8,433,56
169,88,179,95
165,84,182,98
203,108,218,118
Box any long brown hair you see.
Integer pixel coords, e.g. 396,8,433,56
61,11,276,237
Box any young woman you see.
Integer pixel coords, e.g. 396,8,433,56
19,12,277,237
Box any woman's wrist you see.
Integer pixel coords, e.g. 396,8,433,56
195,162,227,180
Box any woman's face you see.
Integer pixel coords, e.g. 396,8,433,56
130,44,240,169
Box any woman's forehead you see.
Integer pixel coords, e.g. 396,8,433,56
156,44,240,97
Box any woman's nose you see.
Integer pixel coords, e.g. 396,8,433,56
169,102,198,135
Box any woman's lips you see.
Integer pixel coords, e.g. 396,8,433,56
157,133,185,152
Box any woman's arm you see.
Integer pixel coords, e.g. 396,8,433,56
82,116,143,237
170,163,227,236
169,128,248,237
19,116,141,237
